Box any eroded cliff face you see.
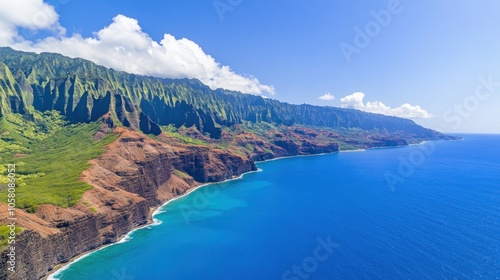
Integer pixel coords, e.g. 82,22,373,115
0,47,456,141
0,124,256,280
0,114,435,280
0,47,459,280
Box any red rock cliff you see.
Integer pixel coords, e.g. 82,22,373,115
0,127,256,280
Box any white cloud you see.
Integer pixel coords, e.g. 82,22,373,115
340,92,365,109
1,2,274,95
340,92,432,119
0,0,65,45
318,93,335,101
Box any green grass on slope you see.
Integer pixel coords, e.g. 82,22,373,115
161,124,208,146
0,111,118,213
0,225,22,249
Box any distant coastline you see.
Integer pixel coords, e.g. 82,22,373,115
45,139,445,279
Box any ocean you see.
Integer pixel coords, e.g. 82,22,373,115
50,134,500,280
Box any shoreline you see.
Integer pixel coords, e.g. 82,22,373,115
46,168,264,279
45,139,439,279
254,147,369,165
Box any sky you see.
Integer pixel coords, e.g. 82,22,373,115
0,0,499,133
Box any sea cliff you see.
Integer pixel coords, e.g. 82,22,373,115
0,47,459,280
1,119,340,280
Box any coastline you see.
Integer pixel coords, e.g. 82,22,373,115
254,147,367,165
45,139,438,279
45,168,264,279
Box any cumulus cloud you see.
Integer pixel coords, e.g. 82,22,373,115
318,93,335,101
0,0,65,44
340,92,432,119
1,1,274,95
340,92,365,109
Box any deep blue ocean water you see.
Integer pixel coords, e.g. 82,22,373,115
51,134,500,280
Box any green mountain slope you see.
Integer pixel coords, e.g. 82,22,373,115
0,47,461,280
0,110,118,212
0,47,448,140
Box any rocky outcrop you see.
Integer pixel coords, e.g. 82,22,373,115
0,48,460,280
167,146,256,183
0,198,149,280
0,126,256,280
226,126,340,161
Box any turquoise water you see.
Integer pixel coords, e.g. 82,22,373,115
51,134,500,280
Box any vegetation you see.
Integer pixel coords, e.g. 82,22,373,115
238,121,278,135
173,169,190,179
0,46,447,141
0,47,455,215
161,125,208,146
0,111,118,212
0,225,23,249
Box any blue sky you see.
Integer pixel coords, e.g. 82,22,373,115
1,0,499,133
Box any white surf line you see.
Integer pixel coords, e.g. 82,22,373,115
339,149,366,152
47,168,263,279
48,139,439,278
256,152,333,164
250,138,451,165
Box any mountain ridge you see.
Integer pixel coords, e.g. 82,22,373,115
0,46,459,280
0,47,448,141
